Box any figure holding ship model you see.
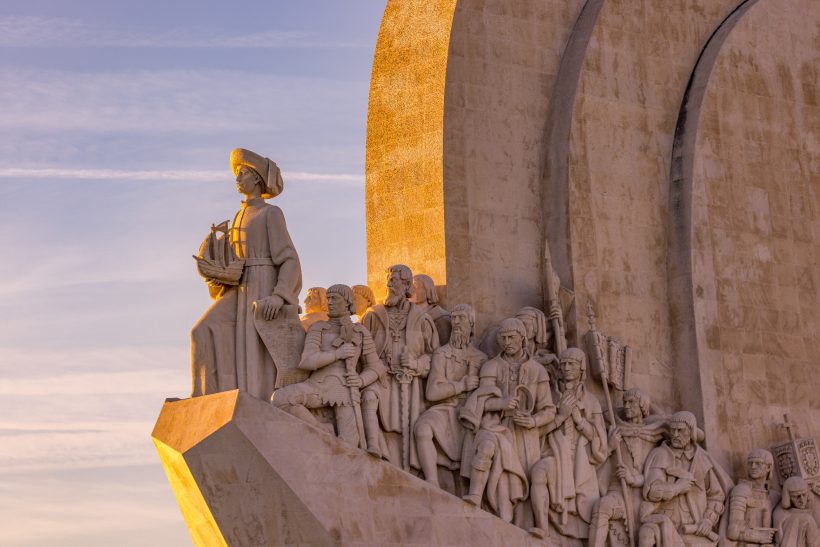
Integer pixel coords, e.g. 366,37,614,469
190,148,303,400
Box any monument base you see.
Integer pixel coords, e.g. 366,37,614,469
152,391,554,546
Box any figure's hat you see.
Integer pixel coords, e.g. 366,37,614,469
230,148,284,199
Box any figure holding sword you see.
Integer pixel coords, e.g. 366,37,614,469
272,285,385,449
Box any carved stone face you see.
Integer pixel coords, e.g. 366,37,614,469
235,166,259,195
747,457,771,481
518,315,536,342
498,329,524,357
623,394,642,421
411,277,427,304
792,488,809,510
668,422,692,449
451,311,470,335
386,271,409,306
559,358,582,383
326,292,348,319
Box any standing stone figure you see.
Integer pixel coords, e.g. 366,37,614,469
723,449,778,547
191,148,302,400
272,285,386,448
361,264,440,470
460,317,555,525
352,284,376,322
773,476,820,547
589,388,666,547
301,287,329,331
529,347,608,540
639,411,732,547
411,274,452,345
414,304,486,492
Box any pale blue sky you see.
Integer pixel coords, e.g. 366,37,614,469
0,2,384,544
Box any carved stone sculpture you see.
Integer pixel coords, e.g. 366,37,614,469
460,317,555,525
724,448,778,547
773,476,820,547
412,274,452,345
190,148,302,400
529,347,608,540
272,284,386,448
361,264,440,470
301,286,329,331
352,284,376,321
638,411,733,547
479,306,562,381
589,388,666,547
414,303,486,492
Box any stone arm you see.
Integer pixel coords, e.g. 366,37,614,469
412,314,440,378
478,362,508,412
531,374,557,428
643,454,687,503
701,467,727,529
358,328,386,388
298,328,336,371
266,205,302,305
426,350,460,402
727,491,760,543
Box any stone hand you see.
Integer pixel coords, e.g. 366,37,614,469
548,300,562,322
256,295,284,320
513,413,535,429
505,396,520,411
400,350,415,371
674,475,695,494
616,464,640,486
344,372,363,388
461,375,479,392
694,518,713,537
558,393,577,417
335,343,357,361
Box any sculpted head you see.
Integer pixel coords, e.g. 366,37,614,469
450,304,475,349
623,388,650,422
497,318,527,358
352,285,375,316
326,284,357,318
230,148,283,199
385,264,413,307
559,347,587,383
782,476,810,510
668,411,698,449
746,448,774,482
411,274,439,306
515,307,547,348
304,287,328,314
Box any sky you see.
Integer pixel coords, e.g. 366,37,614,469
0,1,384,544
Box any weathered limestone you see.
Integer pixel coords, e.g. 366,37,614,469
365,0,820,471
153,391,545,546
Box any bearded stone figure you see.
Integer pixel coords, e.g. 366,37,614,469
414,303,486,494
360,264,440,471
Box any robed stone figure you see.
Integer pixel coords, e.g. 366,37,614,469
190,148,302,400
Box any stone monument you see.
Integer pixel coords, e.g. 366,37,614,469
153,1,819,545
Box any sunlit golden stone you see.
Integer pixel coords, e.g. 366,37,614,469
365,0,458,302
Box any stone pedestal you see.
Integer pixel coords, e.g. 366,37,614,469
153,391,547,546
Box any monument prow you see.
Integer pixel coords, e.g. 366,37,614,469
152,391,545,546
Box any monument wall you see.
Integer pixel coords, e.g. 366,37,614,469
365,0,819,467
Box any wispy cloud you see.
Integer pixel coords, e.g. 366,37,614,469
0,167,363,185
0,67,366,136
0,15,367,49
